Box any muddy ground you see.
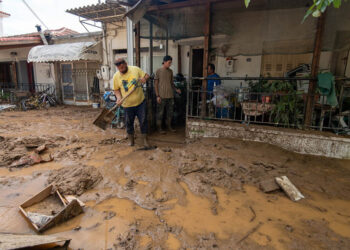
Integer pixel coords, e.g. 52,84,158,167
0,106,350,250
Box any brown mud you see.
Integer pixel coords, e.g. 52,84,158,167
0,106,350,249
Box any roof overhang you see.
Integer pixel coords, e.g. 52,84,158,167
28,42,101,63
66,2,126,23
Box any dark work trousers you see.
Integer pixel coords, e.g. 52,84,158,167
157,98,174,125
124,100,148,135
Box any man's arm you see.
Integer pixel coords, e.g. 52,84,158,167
139,73,150,85
114,89,123,106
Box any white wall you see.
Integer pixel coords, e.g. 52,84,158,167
216,55,262,89
34,63,55,84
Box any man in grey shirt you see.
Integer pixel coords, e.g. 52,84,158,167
154,55,181,133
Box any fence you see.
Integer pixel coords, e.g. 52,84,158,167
187,77,350,135
0,83,56,104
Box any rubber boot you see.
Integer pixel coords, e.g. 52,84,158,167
128,133,135,146
142,134,150,148
156,120,166,134
167,118,176,132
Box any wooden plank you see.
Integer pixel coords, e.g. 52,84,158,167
275,176,305,202
39,199,83,232
20,185,53,208
304,12,326,127
0,233,70,249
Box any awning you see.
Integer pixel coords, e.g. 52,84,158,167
28,42,101,63
66,2,126,23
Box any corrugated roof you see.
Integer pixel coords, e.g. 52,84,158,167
66,2,126,23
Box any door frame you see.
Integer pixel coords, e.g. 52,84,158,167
60,62,75,105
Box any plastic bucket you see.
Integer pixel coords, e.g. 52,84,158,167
92,103,100,108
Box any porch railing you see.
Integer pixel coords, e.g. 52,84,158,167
187,77,350,135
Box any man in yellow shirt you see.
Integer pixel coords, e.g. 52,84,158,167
113,58,150,147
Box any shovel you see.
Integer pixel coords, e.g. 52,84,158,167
93,84,140,130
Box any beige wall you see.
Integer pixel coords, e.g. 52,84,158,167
0,46,32,62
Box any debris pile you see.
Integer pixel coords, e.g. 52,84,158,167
47,165,103,196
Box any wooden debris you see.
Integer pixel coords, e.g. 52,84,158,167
35,144,47,153
19,185,84,232
237,222,263,244
275,176,305,202
249,206,256,222
0,233,70,250
259,178,280,193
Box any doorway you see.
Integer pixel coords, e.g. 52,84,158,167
191,48,204,87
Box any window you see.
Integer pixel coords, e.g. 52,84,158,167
61,64,72,83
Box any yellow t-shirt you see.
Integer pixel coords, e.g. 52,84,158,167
113,66,146,108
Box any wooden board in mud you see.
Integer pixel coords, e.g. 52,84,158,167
19,185,83,232
0,233,70,249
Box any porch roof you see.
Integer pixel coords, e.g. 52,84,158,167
27,42,101,63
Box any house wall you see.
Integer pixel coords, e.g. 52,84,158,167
0,46,32,62
33,63,55,84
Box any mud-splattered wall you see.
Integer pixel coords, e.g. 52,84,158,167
187,118,350,159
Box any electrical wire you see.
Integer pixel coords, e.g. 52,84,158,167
22,0,49,30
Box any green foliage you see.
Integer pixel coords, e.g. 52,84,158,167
248,80,304,127
244,0,347,22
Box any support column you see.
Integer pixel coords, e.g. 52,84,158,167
304,13,326,127
201,1,211,117
11,61,17,89
126,15,134,66
149,21,153,75
178,45,181,74
166,28,169,55
135,22,141,67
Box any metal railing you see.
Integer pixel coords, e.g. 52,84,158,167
187,77,350,135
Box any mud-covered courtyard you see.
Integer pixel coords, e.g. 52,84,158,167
1,106,350,249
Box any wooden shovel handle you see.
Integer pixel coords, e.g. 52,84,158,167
109,84,140,112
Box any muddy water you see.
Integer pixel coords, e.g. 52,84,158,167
1,107,350,249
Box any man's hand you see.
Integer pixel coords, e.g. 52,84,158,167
176,88,181,94
117,98,123,106
139,76,147,85
157,96,162,104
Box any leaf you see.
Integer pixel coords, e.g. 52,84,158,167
333,0,342,8
244,0,251,8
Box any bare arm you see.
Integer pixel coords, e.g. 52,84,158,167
154,79,160,97
114,89,122,105
139,73,150,85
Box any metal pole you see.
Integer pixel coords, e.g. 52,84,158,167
149,21,153,75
